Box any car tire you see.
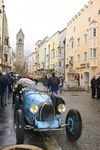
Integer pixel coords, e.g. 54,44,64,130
13,91,16,105
16,109,24,144
14,99,20,122
65,109,82,141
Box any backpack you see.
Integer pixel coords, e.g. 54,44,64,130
51,77,59,86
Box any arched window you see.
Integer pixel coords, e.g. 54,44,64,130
19,39,22,42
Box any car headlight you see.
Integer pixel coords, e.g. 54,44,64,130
30,105,39,113
58,104,66,113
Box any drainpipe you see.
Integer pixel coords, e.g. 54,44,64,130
63,39,66,80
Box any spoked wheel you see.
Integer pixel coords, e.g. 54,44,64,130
16,109,24,144
65,109,82,141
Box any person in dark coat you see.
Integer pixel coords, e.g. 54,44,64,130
96,76,100,99
0,72,8,107
59,76,64,93
34,79,38,85
6,74,14,95
0,71,3,107
90,76,96,98
48,73,60,95
2,72,9,106
43,75,49,92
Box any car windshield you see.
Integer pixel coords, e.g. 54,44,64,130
17,78,38,91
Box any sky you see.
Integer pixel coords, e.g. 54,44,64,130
4,0,89,56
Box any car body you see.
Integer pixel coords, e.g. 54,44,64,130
14,78,82,144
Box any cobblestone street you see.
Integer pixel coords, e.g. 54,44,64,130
52,90,100,150
0,83,100,150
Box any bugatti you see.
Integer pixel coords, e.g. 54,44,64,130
13,78,82,144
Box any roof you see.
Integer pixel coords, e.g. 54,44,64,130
17,28,24,37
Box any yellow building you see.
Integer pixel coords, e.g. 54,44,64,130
49,31,60,74
65,0,100,90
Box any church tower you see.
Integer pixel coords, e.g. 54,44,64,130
16,29,24,74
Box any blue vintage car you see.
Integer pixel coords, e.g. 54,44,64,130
14,78,82,144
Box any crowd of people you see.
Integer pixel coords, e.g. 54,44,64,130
43,73,64,95
1,69,100,110
0,70,64,108
90,76,100,99
0,71,14,108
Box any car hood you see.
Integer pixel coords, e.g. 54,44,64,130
23,90,52,106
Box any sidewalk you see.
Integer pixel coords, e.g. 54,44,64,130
36,82,86,92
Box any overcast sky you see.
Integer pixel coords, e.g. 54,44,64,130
4,0,89,56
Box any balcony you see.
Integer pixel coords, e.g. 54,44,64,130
90,58,97,67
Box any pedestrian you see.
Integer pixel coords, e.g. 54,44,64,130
34,78,38,85
43,75,49,92
6,73,14,96
59,76,64,93
90,76,96,98
0,72,8,107
96,76,100,99
2,72,9,106
0,71,3,108
48,72,60,95
34,74,39,85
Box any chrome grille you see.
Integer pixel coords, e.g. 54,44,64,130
39,102,55,121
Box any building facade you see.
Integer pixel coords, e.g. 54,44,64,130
37,37,49,77
49,31,60,75
0,0,12,72
27,52,34,74
45,38,50,71
27,30,66,78
58,28,66,77
35,40,42,75
65,0,100,89
0,0,3,63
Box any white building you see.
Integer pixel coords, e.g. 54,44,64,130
58,28,66,76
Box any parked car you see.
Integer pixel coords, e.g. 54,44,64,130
14,78,82,144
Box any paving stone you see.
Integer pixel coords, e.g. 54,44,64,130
0,84,100,149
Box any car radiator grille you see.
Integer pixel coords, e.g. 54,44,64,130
39,102,55,121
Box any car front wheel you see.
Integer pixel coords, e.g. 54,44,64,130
65,109,82,141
